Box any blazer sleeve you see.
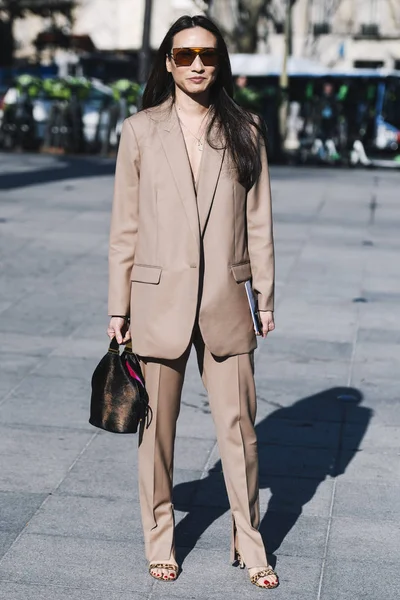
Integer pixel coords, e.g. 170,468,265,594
108,118,140,317
246,133,275,312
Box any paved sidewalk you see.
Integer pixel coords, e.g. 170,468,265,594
0,153,399,600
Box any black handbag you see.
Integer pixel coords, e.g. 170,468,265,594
89,337,151,434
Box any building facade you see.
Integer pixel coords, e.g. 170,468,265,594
10,0,400,70
268,0,400,70
11,0,205,60
72,0,206,50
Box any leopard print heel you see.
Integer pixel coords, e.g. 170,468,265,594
233,550,245,569
149,562,178,581
250,566,279,589
233,550,279,589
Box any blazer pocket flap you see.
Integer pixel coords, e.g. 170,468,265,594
231,262,252,283
131,265,162,284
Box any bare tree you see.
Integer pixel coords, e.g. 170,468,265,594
203,0,271,53
199,0,298,54
198,0,274,53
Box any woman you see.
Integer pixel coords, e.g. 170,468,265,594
107,14,278,590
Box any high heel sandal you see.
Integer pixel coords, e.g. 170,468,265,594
149,562,178,582
233,550,279,589
233,549,245,569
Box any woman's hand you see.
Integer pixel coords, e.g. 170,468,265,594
259,310,275,338
107,317,131,344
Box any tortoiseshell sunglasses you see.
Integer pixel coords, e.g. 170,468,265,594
171,47,219,67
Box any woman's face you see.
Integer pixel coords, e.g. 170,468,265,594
166,27,219,97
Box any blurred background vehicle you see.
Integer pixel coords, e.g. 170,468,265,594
1,64,399,168
231,53,400,167
0,75,140,155
98,79,141,155
0,74,41,150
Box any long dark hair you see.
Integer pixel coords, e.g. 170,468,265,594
142,15,267,190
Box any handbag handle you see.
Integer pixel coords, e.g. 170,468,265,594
108,337,133,354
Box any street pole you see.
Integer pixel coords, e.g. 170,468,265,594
279,0,292,156
138,0,153,84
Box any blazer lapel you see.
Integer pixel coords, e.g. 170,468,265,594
196,125,225,235
156,106,200,249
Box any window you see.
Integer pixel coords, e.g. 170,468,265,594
359,24,380,37
313,23,331,35
354,60,384,69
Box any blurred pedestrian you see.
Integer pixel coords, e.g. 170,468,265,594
316,80,340,159
234,74,262,111
107,14,277,590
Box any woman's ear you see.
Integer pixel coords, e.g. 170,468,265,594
166,54,172,73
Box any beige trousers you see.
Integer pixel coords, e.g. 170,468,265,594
138,328,268,569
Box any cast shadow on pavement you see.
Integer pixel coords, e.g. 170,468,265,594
173,386,372,567
0,155,115,190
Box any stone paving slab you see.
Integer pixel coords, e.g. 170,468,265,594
255,417,341,448
176,502,329,559
0,332,65,357
32,355,99,381
0,533,152,595
321,558,400,600
57,443,206,503
56,450,141,501
255,379,353,419
259,476,335,517
261,445,338,479
152,551,322,600
338,448,400,482
333,480,400,520
51,336,111,359
263,336,354,361
255,380,371,424
260,512,329,558
343,423,400,450
81,430,141,461
0,294,96,338
343,400,397,426
327,516,400,561
80,431,139,464
1,156,400,599
25,495,144,541
0,375,91,430
0,492,46,532
255,355,350,386
0,425,94,491
0,583,146,600
172,469,204,508
357,326,400,344
357,305,400,333
0,532,20,561
191,469,335,518
175,402,217,439
0,352,42,381
0,373,29,401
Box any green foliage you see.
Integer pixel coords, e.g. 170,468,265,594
111,80,141,103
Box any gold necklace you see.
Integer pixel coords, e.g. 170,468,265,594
177,108,210,152
180,121,205,151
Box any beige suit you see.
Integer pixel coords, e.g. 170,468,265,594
108,101,274,359
108,101,275,569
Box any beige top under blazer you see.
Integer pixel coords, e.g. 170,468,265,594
108,100,275,360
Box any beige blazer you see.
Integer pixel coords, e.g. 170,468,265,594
108,101,274,359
